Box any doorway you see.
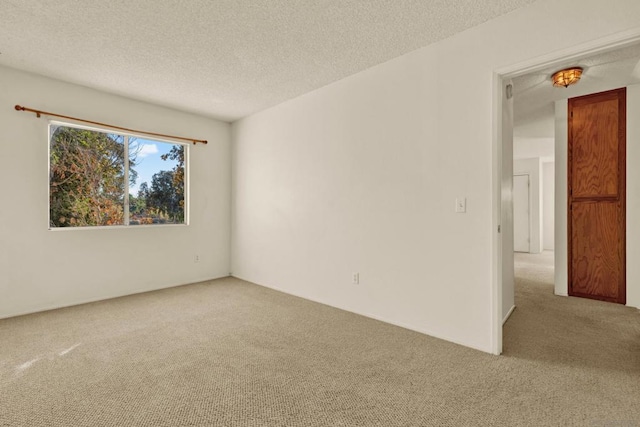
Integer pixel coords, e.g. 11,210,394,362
492,30,640,355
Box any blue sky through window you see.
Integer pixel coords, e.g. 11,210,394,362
129,138,179,196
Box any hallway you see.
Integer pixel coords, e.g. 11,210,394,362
504,251,639,374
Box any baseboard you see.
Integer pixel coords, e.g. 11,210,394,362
0,275,229,320
502,305,516,324
231,274,493,354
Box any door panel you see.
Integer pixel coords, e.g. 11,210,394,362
571,98,619,198
513,174,530,253
568,88,626,304
570,201,621,299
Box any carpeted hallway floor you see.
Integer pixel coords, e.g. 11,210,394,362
1,255,639,426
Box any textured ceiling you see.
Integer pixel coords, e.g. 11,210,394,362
0,0,535,122
513,43,640,138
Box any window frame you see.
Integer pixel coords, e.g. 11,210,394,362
47,120,190,230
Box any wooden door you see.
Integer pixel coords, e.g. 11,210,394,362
568,88,626,304
513,174,530,253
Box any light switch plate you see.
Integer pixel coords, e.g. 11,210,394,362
455,197,466,213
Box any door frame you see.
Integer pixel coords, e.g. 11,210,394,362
513,173,531,253
491,28,640,355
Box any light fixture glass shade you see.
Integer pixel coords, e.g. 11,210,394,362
552,67,583,88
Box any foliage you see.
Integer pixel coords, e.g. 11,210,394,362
49,126,185,227
136,145,184,223
160,145,185,210
147,170,183,221
50,127,126,227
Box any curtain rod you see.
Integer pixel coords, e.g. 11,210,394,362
14,105,208,145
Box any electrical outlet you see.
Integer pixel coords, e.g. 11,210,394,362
194,254,200,263
352,272,359,284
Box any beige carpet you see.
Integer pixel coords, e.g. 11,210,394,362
1,256,639,426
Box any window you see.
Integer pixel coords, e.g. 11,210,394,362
49,123,187,228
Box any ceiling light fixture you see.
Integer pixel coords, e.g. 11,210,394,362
551,67,583,88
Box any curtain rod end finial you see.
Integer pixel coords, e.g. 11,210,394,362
14,105,23,111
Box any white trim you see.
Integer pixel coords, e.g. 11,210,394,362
124,135,130,225
502,305,516,324
495,28,640,78
48,223,188,231
491,71,504,355
49,119,191,148
491,27,640,357
184,134,191,226
47,121,53,229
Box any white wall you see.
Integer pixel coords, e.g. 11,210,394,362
232,0,640,353
625,84,640,308
514,158,543,254
232,0,640,351
0,66,231,318
513,137,555,160
554,100,568,297
543,162,555,251
554,87,640,308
